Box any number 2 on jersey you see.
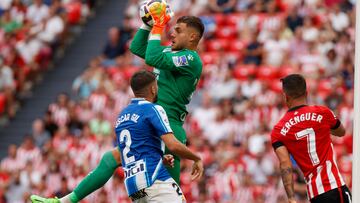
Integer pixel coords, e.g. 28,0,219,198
119,129,135,165
295,128,320,166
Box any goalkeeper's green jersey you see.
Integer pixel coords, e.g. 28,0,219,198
130,28,202,124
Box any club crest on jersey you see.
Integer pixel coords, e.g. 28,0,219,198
172,55,188,67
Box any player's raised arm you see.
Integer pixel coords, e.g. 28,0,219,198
144,0,175,70
274,146,297,203
129,25,151,59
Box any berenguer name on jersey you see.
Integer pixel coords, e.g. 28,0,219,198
281,113,323,136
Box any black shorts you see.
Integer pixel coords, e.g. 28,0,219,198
310,185,352,203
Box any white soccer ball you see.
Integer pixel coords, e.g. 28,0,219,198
139,0,172,27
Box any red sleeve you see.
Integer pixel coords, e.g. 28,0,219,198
271,125,284,150
321,106,341,130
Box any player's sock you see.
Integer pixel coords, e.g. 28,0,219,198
59,192,77,203
65,151,119,202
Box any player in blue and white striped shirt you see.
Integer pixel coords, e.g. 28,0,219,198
115,70,203,202
31,70,203,203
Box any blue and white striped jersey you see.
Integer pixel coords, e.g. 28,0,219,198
114,98,172,196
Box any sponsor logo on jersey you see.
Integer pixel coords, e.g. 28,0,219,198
187,54,194,61
172,55,189,67
124,160,146,178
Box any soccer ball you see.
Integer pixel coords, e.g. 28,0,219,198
139,0,171,27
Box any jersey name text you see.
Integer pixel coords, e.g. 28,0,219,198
115,113,140,128
281,113,323,136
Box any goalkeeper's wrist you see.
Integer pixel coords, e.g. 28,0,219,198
140,23,152,31
151,25,164,35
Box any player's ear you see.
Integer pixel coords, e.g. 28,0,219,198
189,32,198,43
151,82,157,95
283,93,289,103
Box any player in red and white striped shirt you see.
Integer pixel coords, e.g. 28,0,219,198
271,74,352,203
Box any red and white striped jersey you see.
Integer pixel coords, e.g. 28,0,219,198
271,105,345,199
48,103,70,127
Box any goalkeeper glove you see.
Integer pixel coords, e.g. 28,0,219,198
148,1,173,35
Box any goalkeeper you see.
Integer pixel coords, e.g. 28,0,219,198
31,1,204,203
132,8,204,184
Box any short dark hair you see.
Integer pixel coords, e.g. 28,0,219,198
177,16,204,40
281,74,307,98
130,70,156,94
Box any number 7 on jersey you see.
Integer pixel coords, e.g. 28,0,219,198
295,128,320,166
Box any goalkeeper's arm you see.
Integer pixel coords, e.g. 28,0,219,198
129,24,152,59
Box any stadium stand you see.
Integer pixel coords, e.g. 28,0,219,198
0,0,92,126
0,0,355,202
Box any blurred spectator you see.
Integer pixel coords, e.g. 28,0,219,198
75,99,95,124
89,85,108,113
263,29,289,66
208,0,236,13
0,10,22,33
31,118,51,148
329,4,349,32
0,0,12,11
43,110,58,136
72,69,98,99
10,0,27,24
54,176,71,198
0,145,23,173
192,92,218,130
286,6,303,32
102,27,126,66
15,33,42,66
241,75,261,98
32,6,65,45
321,49,342,77
26,0,49,24
89,112,111,138
0,57,16,119
48,93,72,127
209,68,239,101
5,171,28,203
17,136,41,164
52,126,73,155
243,32,262,65
19,161,42,189
302,17,319,42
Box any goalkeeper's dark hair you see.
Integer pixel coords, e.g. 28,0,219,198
130,70,156,95
281,74,307,99
177,16,204,40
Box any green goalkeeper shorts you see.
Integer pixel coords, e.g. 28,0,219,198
165,121,187,184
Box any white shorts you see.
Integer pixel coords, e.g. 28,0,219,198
132,178,185,203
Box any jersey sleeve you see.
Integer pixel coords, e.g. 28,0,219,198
271,125,285,150
129,27,151,59
148,105,173,137
322,106,341,130
145,35,202,74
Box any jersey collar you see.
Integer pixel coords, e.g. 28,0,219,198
131,98,145,104
287,104,307,112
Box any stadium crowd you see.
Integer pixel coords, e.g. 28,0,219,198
0,0,355,202
0,0,94,126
